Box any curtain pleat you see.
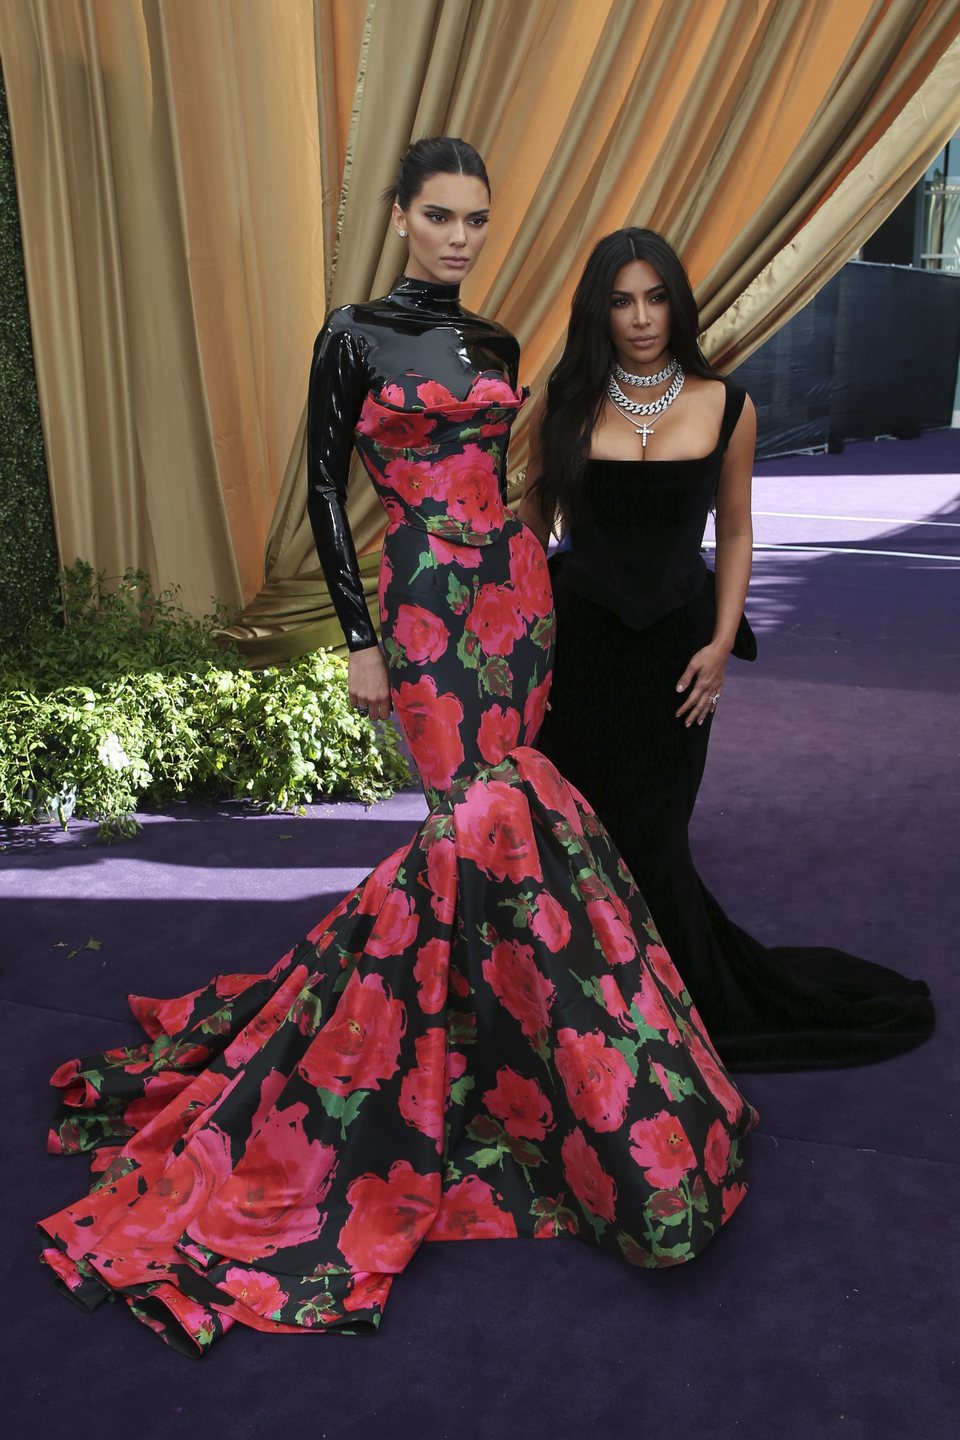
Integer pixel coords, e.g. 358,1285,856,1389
1,0,957,662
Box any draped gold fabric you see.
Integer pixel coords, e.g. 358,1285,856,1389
1,1,958,663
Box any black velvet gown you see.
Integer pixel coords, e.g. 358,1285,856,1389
538,380,935,1071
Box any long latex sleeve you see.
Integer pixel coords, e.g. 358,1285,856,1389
306,316,379,652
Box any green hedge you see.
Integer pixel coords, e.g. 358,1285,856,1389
0,65,59,645
0,562,411,838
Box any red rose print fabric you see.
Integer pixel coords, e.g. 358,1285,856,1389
39,371,756,1355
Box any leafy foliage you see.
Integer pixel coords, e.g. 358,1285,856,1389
0,562,410,838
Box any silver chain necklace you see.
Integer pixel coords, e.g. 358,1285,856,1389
613,357,677,388
606,363,685,448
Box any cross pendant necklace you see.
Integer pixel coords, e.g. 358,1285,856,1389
634,420,655,448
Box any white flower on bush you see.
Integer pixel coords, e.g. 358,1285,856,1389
97,732,131,771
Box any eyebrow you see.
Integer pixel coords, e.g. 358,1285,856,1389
418,204,490,217
611,285,667,298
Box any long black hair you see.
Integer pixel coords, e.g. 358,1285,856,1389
380,136,490,208
533,228,714,536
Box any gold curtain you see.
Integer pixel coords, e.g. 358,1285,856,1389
2,2,958,663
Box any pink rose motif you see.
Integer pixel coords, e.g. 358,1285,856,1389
123,1073,187,1132
357,397,438,451
432,444,502,532
337,1160,441,1272
721,1182,747,1220
455,778,543,885
222,1267,289,1318
413,937,449,1015
598,974,632,1028
365,889,420,959
586,898,638,965
522,674,553,742
555,1028,634,1133
399,1028,446,1149
421,835,456,925
428,534,483,568
186,1084,337,1260
416,378,459,408
530,892,572,953
343,1271,391,1315
509,528,553,620
393,676,465,794
378,549,394,620
482,1067,553,1140
465,583,526,656
561,1127,617,1223
429,1176,518,1241
382,455,440,504
213,972,263,999
703,1118,732,1185
355,845,406,916
467,375,518,405
392,604,450,664
298,973,406,1096
644,941,686,999
631,971,681,1043
477,704,521,766
684,1026,748,1126
629,1110,697,1188
481,939,555,1039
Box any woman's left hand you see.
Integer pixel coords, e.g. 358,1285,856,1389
675,642,729,727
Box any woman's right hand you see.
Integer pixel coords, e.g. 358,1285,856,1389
348,645,392,721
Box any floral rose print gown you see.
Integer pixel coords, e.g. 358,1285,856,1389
40,279,757,1355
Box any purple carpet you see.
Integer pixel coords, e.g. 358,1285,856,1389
3,431,958,1439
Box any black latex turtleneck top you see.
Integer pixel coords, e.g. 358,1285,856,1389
307,275,521,651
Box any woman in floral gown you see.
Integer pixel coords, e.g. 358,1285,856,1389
39,139,757,1356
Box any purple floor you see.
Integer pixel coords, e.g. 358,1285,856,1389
3,432,958,1439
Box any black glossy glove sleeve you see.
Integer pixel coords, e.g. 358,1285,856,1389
306,317,379,652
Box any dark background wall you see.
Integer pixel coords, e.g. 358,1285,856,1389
733,262,960,459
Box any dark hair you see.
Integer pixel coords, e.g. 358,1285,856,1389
533,228,714,536
380,136,491,209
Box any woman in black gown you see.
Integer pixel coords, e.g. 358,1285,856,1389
38,151,757,1354
521,228,934,1071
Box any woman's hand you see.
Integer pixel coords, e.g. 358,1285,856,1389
348,645,392,721
675,642,730,727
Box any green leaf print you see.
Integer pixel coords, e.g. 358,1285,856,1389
577,1202,607,1241
530,615,556,650
200,1005,233,1036
500,891,536,928
617,1230,654,1267
316,1087,369,1139
446,574,472,615
647,1060,705,1105
479,656,513,698
456,629,481,670
383,636,403,668
448,1011,478,1045
610,1036,641,1076
628,1002,668,1044
449,1074,475,1106
467,1144,507,1169
569,969,605,1006
407,548,438,583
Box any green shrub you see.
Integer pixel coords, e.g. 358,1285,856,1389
0,562,411,838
